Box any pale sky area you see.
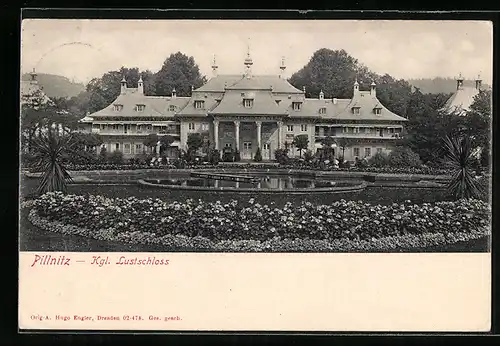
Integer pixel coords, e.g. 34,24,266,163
20,19,493,85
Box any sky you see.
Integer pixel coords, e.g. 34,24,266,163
20,19,493,85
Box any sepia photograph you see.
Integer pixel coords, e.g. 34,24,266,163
19,19,492,254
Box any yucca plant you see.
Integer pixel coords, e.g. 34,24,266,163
441,135,483,200
31,127,75,195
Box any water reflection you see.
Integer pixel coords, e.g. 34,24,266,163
146,176,350,190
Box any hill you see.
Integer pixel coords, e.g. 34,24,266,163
21,73,85,99
408,77,490,94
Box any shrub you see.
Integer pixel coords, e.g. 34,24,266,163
369,152,389,168
108,150,124,165
234,150,241,162
274,148,289,164
210,149,220,165
98,147,108,163
222,150,234,162
254,147,262,162
303,150,314,163
388,146,422,168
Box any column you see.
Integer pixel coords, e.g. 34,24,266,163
256,121,262,150
277,121,283,149
213,120,219,150
234,120,240,151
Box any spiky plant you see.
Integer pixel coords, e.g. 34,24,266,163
31,127,75,195
442,135,483,200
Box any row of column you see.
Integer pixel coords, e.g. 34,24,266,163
213,120,284,151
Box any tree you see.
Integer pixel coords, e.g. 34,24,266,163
336,137,352,160
31,128,75,195
254,147,263,162
464,90,492,167
368,152,389,168
159,135,175,155
442,135,483,199
154,52,206,97
320,136,336,161
291,135,309,158
187,133,204,155
288,48,413,115
143,134,159,153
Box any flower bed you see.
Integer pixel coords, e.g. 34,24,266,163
26,162,456,176
26,192,491,252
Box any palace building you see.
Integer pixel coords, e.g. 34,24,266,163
79,53,408,161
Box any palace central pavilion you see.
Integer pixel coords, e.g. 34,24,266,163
79,53,408,161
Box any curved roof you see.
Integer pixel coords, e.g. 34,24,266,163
210,89,286,116
335,91,407,121
442,86,480,114
195,74,303,94
89,88,190,118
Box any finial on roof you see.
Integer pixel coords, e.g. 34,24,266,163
319,90,324,100
138,75,143,83
172,87,176,98
212,54,218,77
279,56,286,78
138,75,144,94
370,80,377,97
456,72,464,90
475,72,482,90
120,75,127,94
244,39,253,79
371,81,376,86
303,86,306,94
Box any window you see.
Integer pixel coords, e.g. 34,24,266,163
365,147,371,157
292,102,302,111
224,143,232,148
112,124,117,130
188,123,195,130
353,127,359,134
352,107,360,114
243,142,252,150
137,125,142,133
342,127,348,133
377,148,382,154
353,147,360,157
115,143,120,151
389,128,395,134
374,107,382,115
113,104,123,112
263,143,270,150
135,104,145,112
124,124,130,134
319,107,326,114
366,127,372,134
359,127,365,133
287,125,294,132
124,144,131,154
169,105,176,112
194,100,204,109
300,124,307,132
275,100,281,105
201,123,209,131
243,99,253,108
135,143,143,154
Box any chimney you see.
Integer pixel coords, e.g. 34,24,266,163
475,73,482,90
370,81,377,97
353,78,359,96
172,87,176,98
138,75,144,95
120,76,127,94
456,72,464,90
29,68,38,85
319,90,324,100
303,86,306,95
211,54,218,78
279,56,286,79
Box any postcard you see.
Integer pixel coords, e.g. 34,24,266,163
19,16,492,332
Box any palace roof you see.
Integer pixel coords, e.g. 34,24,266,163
442,86,480,115
334,91,408,121
196,74,303,94
89,88,190,118
210,89,287,116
